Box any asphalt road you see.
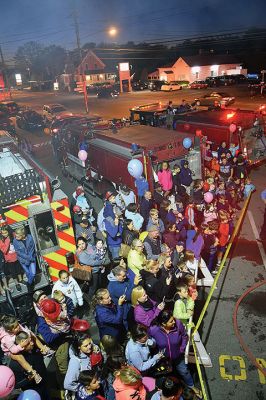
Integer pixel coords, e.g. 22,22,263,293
10,87,266,400
11,85,265,120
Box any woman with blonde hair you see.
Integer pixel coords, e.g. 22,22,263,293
127,238,147,281
131,286,164,328
113,365,146,400
140,260,162,303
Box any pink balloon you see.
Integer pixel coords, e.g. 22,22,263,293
0,365,15,397
204,191,214,203
78,150,88,161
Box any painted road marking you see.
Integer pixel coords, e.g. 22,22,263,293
219,355,266,383
219,355,247,381
33,140,51,148
256,358,266,384
247,210,266,270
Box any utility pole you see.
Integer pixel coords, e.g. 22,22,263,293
72,2,89,113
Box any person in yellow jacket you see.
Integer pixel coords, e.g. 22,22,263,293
127,239,147,282
173,282,195,328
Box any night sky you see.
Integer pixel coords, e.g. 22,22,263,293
0,0,265,60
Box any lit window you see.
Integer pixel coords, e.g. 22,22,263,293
192,66,200,74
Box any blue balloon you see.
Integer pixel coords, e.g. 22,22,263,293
183,137,192,149
127,159,143,179
79,142,88,151
18,389,41,400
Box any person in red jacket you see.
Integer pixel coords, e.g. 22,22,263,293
216,210,230,269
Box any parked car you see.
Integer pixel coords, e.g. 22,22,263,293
193,92,235,107
0,101,20,116
132,81,148,91
216,75,235,86
42,104,67,122
0,113,16,136
161,81,182,91
189,80,208,89
177,80,190,88
205,77,221,87
16,110,44,131
148,80,166,91
97,88,119,98
49,114,101,136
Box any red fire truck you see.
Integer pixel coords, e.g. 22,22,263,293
0,132,76,308
62,125,202,196
130,103,266,164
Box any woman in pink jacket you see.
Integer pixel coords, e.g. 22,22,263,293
113,366,146,400
0,226,24,293
157,162,173,196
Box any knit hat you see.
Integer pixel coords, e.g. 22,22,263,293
147,224,159,232
177,241,185,247
33,290,46,304
76,186,84,197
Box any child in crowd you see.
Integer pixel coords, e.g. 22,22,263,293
52,289,75,318
244,177,256,198
52,270,83,309
216,210,230,268
0,315,53,383
203,203,218,224
173,282,194,327
76,370,106,400
184,274,198,301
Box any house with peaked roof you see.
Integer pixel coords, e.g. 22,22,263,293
75,50,117,85
148,55,246,83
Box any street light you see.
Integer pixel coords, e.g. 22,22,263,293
108,27,118,37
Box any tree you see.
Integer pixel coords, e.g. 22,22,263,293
15,41,66,81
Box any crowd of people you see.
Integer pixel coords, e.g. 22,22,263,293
0,138,260,400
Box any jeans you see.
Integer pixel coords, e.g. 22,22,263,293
109,246,121,260
174,357,194,388
88,271,101,298
20,261,36,284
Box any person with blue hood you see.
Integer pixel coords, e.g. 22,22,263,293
104,193,123,260
107,266,141,329
179,160,193,195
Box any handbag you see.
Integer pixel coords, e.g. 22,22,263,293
72,256,92,282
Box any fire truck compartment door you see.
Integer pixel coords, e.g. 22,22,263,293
89,138,138,159
27,201,59,255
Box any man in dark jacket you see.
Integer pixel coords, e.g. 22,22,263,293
153,183,164,208
140,190,153,229
179,160,193,195
107,266,140,328
104,214,123,260
143,225,164,260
